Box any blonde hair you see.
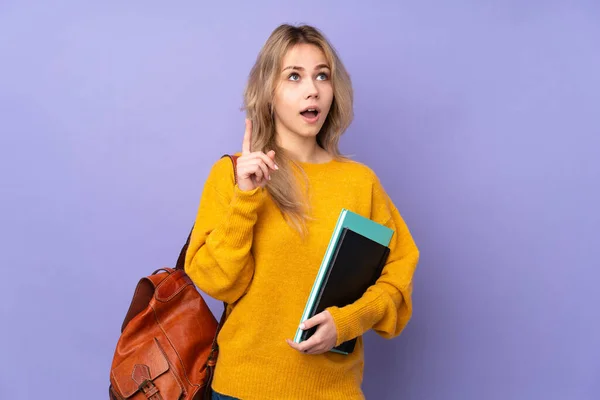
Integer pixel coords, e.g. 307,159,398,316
243,24,354,232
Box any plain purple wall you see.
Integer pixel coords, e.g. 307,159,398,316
1,1,599,399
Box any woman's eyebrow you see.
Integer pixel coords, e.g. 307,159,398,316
282,63,330,72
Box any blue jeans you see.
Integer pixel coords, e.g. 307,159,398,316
212,389,239,400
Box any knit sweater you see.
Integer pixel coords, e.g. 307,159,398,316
184,154,420,400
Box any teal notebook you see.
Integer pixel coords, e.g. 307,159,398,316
293,208,394,351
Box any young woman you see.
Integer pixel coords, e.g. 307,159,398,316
184,23,420,400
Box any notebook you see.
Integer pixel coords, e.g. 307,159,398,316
293,209,394,354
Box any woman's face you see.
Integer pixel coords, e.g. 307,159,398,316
272,43,334,143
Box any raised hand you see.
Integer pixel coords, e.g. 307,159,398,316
236,119,278,191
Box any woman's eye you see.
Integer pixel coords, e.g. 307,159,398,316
316,72,329,81
288,73,300,81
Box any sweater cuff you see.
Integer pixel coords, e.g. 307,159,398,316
326,289,387,347
215,184,266,249
326,306,356,347
231,184,266,210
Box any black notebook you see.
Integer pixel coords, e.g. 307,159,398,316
300,228,391,354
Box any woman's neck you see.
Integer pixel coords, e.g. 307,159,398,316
276,132,331,164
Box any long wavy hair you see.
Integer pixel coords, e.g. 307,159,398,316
243,24,354,233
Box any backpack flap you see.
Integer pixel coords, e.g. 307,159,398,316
110,338,182,399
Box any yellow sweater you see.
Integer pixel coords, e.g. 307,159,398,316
184,154,419,400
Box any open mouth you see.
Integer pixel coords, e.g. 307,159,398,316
300,107,320,119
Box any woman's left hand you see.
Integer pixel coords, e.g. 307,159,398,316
286,310,337,355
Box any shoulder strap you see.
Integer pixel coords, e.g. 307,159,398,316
175,154,239,271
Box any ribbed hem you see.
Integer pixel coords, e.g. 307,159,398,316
211,349,366,400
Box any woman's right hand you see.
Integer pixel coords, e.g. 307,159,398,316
236,119,278,191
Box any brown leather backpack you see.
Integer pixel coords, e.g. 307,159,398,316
108,155,238,400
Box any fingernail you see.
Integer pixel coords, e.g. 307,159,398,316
274,164,279,170
300,323,305,330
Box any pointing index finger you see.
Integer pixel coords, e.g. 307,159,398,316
242,118,252,155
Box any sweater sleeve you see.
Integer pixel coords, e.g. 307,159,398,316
326,174,420,346
184,156,267,304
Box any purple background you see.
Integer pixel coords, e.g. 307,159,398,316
1,1,599,399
